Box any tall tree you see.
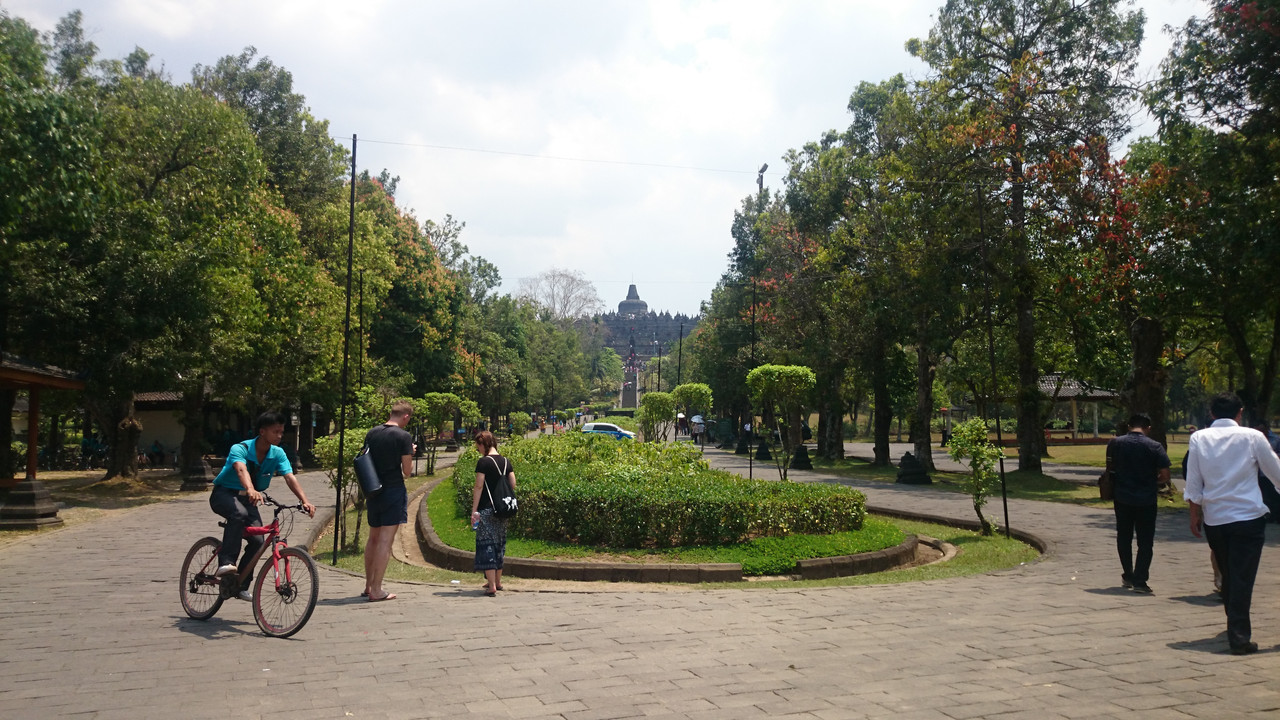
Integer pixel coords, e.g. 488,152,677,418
517,267,605,323
28,76,271,478
1147,0,1280,423
0,11,101,476
192,47,346,227
910,0,1144,471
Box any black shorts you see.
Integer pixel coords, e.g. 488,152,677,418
367,483,407,527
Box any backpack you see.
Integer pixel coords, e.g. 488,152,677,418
484,456,518,518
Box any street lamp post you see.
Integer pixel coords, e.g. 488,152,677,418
655,337,662,392
677,322,683,387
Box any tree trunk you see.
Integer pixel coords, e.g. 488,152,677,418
849,396,860,437
0,389,15,480
1259,305,1280,424
180,378,208,481
824,392,845,460
1127,317,1169,446
912,342,937,472
97,393,141,480
814,369,845,460
299,397,314,465
871,337,892,467
48,413,62,458
1010,137,1043,473
1222,313,1263,424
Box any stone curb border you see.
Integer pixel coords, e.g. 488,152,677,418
866,503,1053,556
415,477,943,583
794,535,918,580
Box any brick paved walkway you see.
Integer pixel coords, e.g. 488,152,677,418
2,447,1280,719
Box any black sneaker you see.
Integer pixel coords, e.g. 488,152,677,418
1131,582,1153,594
1230,642,1258,656
1121,575,1134,589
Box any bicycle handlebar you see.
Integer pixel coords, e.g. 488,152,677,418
259,493,306,513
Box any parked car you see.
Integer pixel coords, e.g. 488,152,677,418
581,422,636,440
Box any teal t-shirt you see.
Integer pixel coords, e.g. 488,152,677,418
213,438,293,491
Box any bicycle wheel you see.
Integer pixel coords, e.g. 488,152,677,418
179,537,226,620
252,546,319,638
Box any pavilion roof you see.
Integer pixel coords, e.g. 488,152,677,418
0,353,85,391
1039,372,1118,401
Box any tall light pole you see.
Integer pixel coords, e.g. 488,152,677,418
655,335,661,392
677,322,683,387
749,163,767,479
334,133,357,566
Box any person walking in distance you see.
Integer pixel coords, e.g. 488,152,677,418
362,400,415,602
1110,413,1171,594
1185,393,1280,655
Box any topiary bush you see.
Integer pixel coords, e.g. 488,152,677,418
452,433,865,548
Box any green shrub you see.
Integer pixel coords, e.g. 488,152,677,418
947,418,1002,536
430,480,902,576
610,415,640,433
452,433,866,548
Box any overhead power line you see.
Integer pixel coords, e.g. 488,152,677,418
346,136,761,176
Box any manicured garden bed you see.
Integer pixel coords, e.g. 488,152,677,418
440,433,903,576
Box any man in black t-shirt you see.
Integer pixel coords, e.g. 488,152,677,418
362,400,414,602
1111,413,1172,594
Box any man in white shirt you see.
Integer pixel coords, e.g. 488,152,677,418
1185,393,1280,655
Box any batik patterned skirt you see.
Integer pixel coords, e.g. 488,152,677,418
474,508,507,571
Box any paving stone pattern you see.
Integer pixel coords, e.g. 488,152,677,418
3,444,1280,718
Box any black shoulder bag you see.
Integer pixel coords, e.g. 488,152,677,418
353,428,382,496
484,456,518,518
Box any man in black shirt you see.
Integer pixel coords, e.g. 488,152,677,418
1110,413,1172,594
363,400,414,602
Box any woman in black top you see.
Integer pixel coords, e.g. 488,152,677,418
470,430,516,597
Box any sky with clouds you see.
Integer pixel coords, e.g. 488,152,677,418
8,0,1207,316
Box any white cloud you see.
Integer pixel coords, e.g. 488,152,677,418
6,0,1208,315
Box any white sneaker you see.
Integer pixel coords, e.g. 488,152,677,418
215,564,238,577
236,590,253,602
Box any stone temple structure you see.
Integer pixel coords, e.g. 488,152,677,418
617,284,648,316
583,285,698,408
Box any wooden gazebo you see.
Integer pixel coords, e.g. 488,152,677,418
1,354,85,529
1040,373,1119,439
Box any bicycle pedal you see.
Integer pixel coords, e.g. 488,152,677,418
218,575,240,599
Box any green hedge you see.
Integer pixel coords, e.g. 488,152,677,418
453,433,865,548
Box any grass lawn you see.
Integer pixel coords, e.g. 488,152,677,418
313,465,478,586
1005,441,1189,470
716,517,1039,588
844,431,1189,469
809,455,1187,511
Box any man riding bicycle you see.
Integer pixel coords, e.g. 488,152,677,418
210,412,316,600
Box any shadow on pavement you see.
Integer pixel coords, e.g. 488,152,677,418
172,615,257,639
1168,632,1236,655
1167,593,1223,608
317,596,368,607
431,589,490,599
1084,587,1141,596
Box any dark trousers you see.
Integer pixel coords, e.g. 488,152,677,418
1205,515,1268,649
209,485,263,588
1114,501,1157,584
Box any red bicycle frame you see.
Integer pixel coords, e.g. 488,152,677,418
206,494,300,596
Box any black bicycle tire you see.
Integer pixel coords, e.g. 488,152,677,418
179,536,225,620
252,546,319,638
